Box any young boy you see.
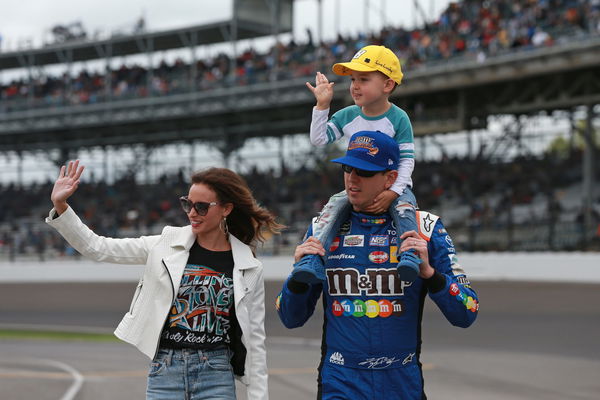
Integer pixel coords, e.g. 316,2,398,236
292,45,420,284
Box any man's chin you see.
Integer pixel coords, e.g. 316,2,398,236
348,198,368,212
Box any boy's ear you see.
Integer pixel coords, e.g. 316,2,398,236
384,78,396,93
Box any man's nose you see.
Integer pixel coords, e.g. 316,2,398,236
349,170,361,181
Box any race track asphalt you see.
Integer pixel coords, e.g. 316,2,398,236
1,280,599,399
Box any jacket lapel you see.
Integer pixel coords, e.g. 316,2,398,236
230,235,261,306
163,226,196,294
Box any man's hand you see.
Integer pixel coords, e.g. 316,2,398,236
51,160,85,214
364,190,399,214
294,236,325,263
399,231,434,279
306,72,334,110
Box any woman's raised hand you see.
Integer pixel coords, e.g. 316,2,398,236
51,160,85,213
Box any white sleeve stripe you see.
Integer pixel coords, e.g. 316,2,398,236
327,122,343,142
398,143,415,150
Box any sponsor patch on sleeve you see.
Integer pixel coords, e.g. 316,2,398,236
416,211,439,241
448,254,466,276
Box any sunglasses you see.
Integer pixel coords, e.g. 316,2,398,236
179,196,218,216
341,164,381,178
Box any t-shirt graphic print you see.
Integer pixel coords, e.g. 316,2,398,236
160,245,235,350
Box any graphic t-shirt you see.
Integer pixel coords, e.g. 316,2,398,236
159,242,236,350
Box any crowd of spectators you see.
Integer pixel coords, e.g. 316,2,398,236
2,0,599,111
2,0,600,257
1,148,597,259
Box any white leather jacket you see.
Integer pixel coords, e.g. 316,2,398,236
46,206,268,400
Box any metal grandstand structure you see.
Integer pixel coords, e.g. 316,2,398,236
0,1,598,250
1,35,598,149
0,0,294,157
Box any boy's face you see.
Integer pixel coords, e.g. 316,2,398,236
349,71,395,108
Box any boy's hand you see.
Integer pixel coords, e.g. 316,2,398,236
306,71,334,110
364,190,399,214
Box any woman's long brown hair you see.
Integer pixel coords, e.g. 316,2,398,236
191,168,283,247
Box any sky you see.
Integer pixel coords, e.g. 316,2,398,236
0,0,453,52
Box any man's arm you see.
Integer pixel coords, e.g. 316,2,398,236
276,276,323,329
276,226,324,328
426,219,479,328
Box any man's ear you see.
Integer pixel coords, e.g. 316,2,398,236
384,170,398,189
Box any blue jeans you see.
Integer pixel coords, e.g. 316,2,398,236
390,186,418,239
146,347,236,400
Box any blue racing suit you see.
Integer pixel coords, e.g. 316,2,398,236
276,210,479,400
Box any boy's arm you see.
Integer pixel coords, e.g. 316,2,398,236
310,106,347,146
390,157,414,195
366,146,414,213
307,72,339,146
390,106,416,194
310,107,331,146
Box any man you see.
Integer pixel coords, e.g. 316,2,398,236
276,131,479,400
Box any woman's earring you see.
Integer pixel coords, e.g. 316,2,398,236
220,217,229,236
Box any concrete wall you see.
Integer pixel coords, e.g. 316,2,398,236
1,252,599,283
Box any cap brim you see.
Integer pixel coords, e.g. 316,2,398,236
331,156,387,171
332,61,377,76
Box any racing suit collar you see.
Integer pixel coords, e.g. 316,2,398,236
351,210,390,226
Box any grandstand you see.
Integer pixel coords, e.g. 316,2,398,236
1,0,599,261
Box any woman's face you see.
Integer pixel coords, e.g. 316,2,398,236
185,183,231,237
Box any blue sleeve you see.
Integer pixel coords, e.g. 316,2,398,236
276,224,324,328
276,277,323,329
425,219,479,328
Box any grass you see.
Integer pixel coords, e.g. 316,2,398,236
0,329,119,342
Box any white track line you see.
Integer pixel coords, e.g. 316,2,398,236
34,359,84,400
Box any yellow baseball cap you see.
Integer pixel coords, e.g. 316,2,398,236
332,45,403,84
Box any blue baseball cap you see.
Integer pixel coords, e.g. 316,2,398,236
331,131,399,171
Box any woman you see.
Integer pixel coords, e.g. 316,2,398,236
46,160,281,400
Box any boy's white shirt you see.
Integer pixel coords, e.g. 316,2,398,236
310,107,413,195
